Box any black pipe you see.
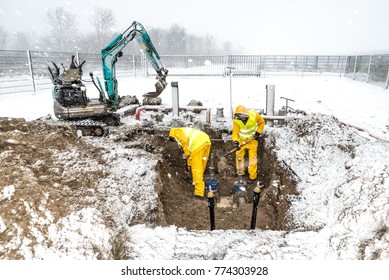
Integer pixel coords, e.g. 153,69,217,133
250,186,261,230
207,192,215,231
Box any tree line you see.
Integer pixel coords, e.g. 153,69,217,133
0,7,239,55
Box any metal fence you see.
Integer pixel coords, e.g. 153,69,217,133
1,50,389,95
344,55,389,87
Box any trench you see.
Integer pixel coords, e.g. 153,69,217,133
139,126,299,231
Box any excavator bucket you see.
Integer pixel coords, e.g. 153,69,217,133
142,71,168,98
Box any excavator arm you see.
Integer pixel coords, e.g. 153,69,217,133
101,21,168,110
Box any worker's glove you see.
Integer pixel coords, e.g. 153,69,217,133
254,132,261,140
233,141,240,150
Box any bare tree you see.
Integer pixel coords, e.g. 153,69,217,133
223,41,233,54
10,32,31,50
45,7,78,51
204,34,217,55
89,7,116,49
0,26,8,49
166,24,187,54
148,28,168,54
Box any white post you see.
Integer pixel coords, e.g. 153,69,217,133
266,85,275,127
226,66,235,118
171,81,179,117
26,50,36,93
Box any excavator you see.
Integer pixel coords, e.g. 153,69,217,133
47,21,168,136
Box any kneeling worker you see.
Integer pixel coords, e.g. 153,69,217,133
232,105,265,182
169,127,211,198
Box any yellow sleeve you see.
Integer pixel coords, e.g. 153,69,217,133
232,120,240,142
174,129,191,155
256,113,265,133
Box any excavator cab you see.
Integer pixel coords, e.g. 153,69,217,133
47,56,88,108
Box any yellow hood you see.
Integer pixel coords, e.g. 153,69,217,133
234,105,249,116
169,128,178,139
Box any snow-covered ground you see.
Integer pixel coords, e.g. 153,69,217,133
1,75,389,277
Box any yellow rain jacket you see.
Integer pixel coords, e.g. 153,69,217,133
169,128,211,197
232,105,265,180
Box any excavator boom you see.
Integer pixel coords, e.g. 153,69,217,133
101,21,168,110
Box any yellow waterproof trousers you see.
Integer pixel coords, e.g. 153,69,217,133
235,139,258,180
187,142,211,197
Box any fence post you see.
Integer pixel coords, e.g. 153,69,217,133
261,56,266,78
26,50,36,92
340,56,346,77
366,54,372,83
385,64,389,89
353,56,358,80
132,55,136,78
141,54,147,77
224,53,229,76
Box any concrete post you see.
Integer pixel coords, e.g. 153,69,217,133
226,66,235,118
171,82,179,117
266,85,275,127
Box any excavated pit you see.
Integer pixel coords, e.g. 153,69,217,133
145,127,300,231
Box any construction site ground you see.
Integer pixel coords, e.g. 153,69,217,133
0,116,296,260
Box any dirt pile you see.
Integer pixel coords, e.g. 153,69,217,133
0,118,112,258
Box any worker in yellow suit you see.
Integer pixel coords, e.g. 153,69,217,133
232,105,265,182
169,127,211,198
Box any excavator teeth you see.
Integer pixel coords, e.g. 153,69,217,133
142,91,159,98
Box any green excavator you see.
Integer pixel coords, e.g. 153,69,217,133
47,21,168,136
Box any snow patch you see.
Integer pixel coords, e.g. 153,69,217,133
1,185,15,200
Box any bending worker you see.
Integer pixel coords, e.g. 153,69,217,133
169,127,211,198
232,105,265,182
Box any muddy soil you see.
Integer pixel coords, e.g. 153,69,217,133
152,127,299,231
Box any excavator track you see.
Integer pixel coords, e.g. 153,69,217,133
64,119,109,137
93,112,121,127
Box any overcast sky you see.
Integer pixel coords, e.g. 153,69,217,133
0,0,388,55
